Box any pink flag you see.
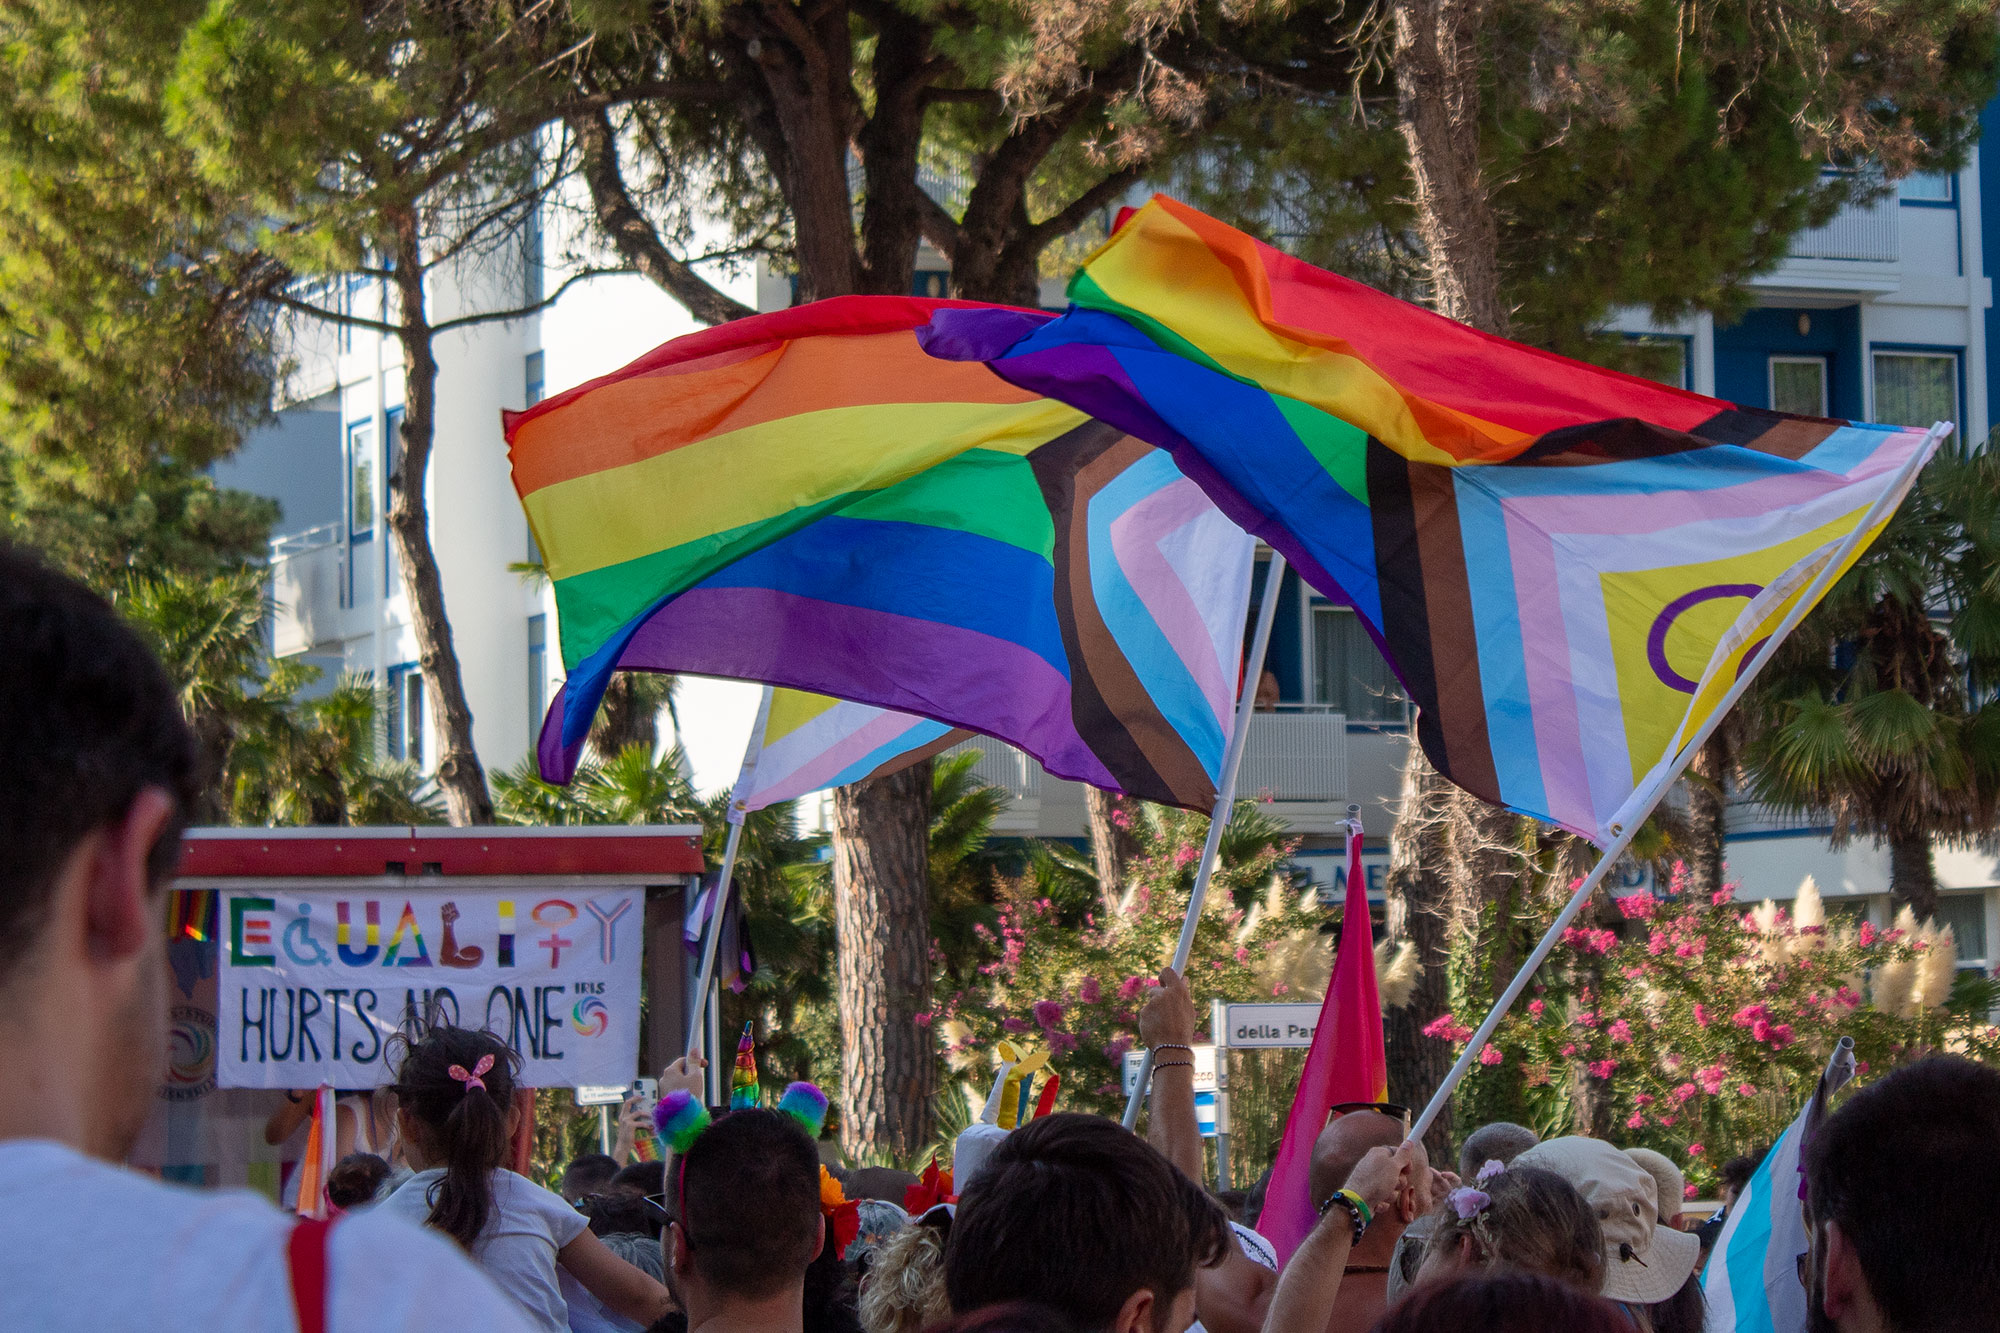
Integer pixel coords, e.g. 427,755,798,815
1261,822,1389,1266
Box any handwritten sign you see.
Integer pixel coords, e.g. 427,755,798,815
218,887,640,1090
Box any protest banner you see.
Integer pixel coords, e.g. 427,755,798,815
218,886,641,1090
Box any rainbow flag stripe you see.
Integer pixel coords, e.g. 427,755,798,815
729,689,971,821
920,197,1940,842
506,296,1257,811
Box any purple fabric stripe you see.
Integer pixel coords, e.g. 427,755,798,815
547,587,1123,791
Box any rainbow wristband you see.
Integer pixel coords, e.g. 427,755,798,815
1316,1188,1372,1245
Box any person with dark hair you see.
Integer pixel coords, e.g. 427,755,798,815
565,1153,625,1203
665,1107,828,1333
1365,1272,1632,1333
946,1112,1230,1333
1457,1122,1539,1182
0,546,533,1331
1718,1151,1763,1209
326,1152,393,1211
379,1026,671,1332
1802,1055,2000,1333
928,1302,1081,1333
614,1159,667,1211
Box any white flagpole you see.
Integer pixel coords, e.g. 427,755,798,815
684,685,774,1059
1124,551,1289,1130
1405,425,1945,1144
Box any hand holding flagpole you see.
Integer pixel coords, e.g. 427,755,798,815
1123,553,1288,1130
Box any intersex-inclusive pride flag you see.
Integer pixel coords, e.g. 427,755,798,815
921,196,1942,843
726,687,972,823
505,296,1256,811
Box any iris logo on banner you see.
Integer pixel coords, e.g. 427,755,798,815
218,888,641,1091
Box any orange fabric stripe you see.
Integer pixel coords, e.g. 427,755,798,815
510,330,1042,496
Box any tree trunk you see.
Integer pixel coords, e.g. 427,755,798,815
1889,830,1939,921
833,761,937,1158
387,215,492,826
1383,746,1457,1160
1391,0,1507,336
590,672,662,760
1685,732,1731,900
1086,788,1142,912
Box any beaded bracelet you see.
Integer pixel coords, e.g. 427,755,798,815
1152,1060,1195,1071
1316,1188,1372,1246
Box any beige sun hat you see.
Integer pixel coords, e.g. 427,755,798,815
1625,1147,1688,1221
1516,1136,1701,1304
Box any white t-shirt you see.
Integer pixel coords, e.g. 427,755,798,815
378,1167,590,1333
0,1138,534,1333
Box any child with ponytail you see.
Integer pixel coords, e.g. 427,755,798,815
379,1027,674,1333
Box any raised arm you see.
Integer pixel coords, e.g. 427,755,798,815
1140,967,1204,1181
1261,1144,1415,1333
558,1228,676,1326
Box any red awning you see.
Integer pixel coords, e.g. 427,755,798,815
177,825,706,882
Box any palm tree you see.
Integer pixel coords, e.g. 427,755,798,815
117,566,270,820
1741,434,2000,917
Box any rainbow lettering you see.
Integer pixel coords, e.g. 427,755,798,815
382,901,433,967
336,901,380,966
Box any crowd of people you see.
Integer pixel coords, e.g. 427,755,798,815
5,544,2000,1333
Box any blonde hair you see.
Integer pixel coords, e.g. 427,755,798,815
1419,1166,1605,1293
858,1221,950,1333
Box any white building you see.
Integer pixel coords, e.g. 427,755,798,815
232,133,2000,976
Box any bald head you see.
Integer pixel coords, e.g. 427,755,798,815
1309,1111,1407,1205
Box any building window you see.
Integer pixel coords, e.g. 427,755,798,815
523,202,544,306
524,354,546,565
1933,893,1988,976
386,665,425,766
1872,351,1958,432
1770,356,1828,416
528,614,548,741
342,273,370,353
347,420,376,542
1623,335,1690,390
383,406,404,597
1311,605,1407,723
1898,172,1955,203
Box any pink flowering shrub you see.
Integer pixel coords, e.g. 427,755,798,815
934,799,1306,1117
1424,863,2000,1195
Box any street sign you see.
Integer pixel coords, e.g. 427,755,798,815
1122,1043,1219,1095
574,1084,628,1107
1218,1002,1322,1048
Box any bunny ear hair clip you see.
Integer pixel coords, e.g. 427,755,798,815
653,1080,831,1156
449,1054,496,1094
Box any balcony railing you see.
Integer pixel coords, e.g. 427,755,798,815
943,737,1043,798
944,710,1349,807
269,523,346,658
1787,186,1899,263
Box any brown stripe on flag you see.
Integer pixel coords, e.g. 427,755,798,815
857,729,977,788
1690,409,1840,459
1032,421,1217,812
1403,461,1502,804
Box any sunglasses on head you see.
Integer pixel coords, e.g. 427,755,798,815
1329,1101,1412,1122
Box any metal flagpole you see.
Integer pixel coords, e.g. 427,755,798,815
1124,551,1289,1130
684,686,774,1060
1405,425,1945,1144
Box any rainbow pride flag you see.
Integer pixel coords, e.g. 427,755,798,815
506,296,1256,811
727,688,970,824
921,197,1941,843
